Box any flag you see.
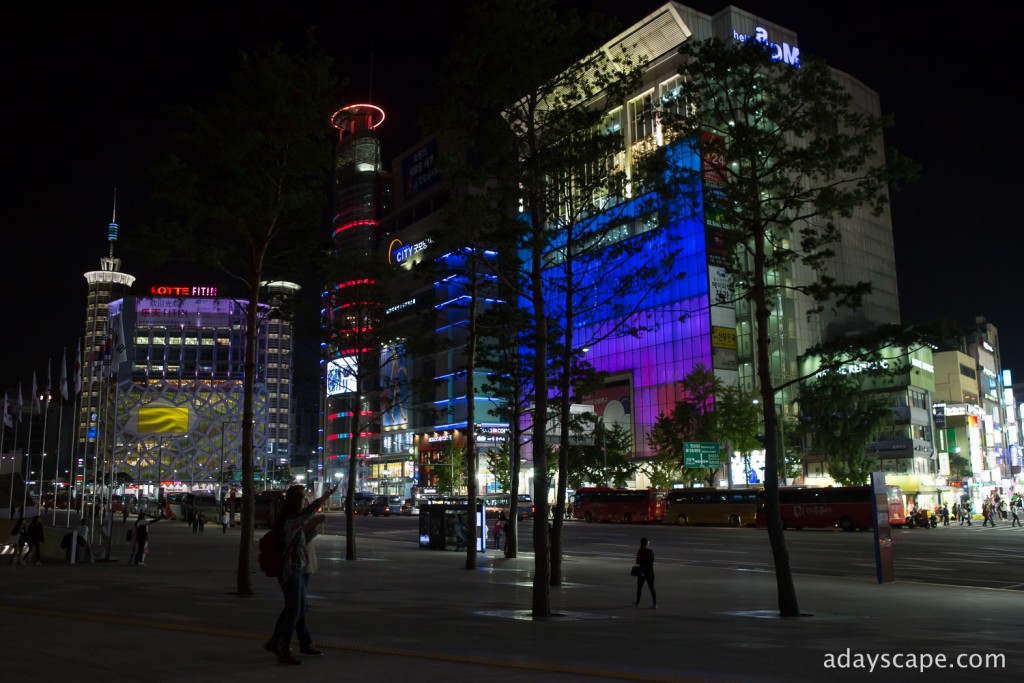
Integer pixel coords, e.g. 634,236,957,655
110,314,127,378
60,347,69,401
32,371,40,412
2,392,11,429
74,342,82,395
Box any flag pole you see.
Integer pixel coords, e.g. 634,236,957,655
100,375,121,562
39,362,52,522
53,401,64,525
10,383,22,518
69,340,83,529
54,348,68,525
23,373,38,513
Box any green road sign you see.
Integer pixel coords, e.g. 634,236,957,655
683,441,721,468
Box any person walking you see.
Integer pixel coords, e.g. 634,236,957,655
8,518,27,565
198,512,207,534
998,497,1009,522
191,510,200,534
633,537,657,609
265,483,338,665
25,515,44,565
1012,499,1023,527
221,509,230,533
941,503,950,527
982,501,995,527
130,512,159,566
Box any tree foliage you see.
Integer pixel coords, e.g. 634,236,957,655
796,368,894,486
566,418,636,488
658,36,914,616
440,0,642,616
647,364,724,487
144,42,338,596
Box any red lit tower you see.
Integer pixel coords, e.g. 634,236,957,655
321,104,391,491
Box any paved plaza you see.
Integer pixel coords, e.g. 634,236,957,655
0,513,1021,682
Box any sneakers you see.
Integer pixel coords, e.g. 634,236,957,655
299,647,324,656
633,601,640,606
277,651,302,666
652,604,658,609
263,640,280,656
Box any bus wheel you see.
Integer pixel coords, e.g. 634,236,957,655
676,514,687,526
584,512,593,523
728,514,740,528
839,516,855,532
623,513,632,524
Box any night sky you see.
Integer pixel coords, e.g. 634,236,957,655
3,1,1018,396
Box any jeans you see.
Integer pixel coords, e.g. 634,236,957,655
272,573,306,652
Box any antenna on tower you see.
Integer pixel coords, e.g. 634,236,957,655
108,188,119,259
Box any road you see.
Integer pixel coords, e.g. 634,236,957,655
327,513,1024,590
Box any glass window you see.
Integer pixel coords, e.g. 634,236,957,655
628,91,656,142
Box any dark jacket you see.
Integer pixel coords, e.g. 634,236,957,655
636,547,654,575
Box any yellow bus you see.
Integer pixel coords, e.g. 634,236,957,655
663,488,759,527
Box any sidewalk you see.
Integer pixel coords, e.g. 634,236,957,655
0,514,1021,682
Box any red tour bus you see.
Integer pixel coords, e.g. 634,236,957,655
571,487,666,523
755,485,905,531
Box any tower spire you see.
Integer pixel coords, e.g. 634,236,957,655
108,187,119,260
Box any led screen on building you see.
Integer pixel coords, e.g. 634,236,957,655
326,357,358,396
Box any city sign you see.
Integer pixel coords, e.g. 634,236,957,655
387,238,432,265
732,26,800,67
149,285,219,297
684,441,721,468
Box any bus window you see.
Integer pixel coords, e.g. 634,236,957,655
664,488,759,527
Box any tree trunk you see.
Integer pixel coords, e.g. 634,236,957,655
752,224,799,617
529,187,551,617
465,266,478,571
236,280,260,596
551,247,574,587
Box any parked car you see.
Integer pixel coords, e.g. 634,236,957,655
370,495,404,517
401,498,421,516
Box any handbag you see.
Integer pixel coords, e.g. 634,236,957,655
630,564,644,577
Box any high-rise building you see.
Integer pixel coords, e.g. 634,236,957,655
79,201,134,495
532,3,902,466
106,281,290,497
339,3,907,497
322,103,392,492
262,280,300,469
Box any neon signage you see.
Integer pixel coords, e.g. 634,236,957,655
387,238,431,265
732,26,800,67
149,285,219,297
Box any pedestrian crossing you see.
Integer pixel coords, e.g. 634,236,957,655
923,519,1024,531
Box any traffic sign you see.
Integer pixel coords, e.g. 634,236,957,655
683,441,721,468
